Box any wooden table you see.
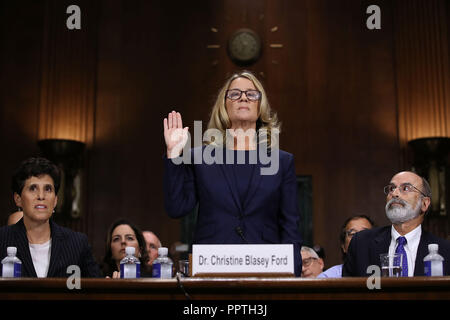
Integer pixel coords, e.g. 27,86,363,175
0,276,449,300
1,277,448,317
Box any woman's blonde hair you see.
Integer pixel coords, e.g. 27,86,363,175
207,70,280,147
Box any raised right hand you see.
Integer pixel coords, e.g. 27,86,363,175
163,111,189,158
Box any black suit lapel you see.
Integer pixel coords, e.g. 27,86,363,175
372,226,392,267
47,219,63,277
414,231,429,276
12,220,37,277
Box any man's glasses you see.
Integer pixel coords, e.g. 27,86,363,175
302,257,317,267
383,183,427,197
226,89,261,101
344,230,358,238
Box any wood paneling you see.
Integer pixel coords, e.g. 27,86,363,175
0,1,44,220
394,0,450,242
37,0,97,145
395,0,450,144
33,0,99,235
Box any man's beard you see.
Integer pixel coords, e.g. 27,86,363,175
385,197,422,224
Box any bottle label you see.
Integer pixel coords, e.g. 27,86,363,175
424,261,443,276
424,261,431,276
161,264,173,279
2,263,13,277
14,263,21,277
152,263,161,278
120,263,140,278
2,263,21,278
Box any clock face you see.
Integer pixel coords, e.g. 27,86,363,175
227,29,262,65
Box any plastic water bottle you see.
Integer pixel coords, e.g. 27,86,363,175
120,246,140,278
424,244,444,276
1,247,22,278
152,247,173,279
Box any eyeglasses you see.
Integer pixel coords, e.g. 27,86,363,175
383,183,427,197
302,257,318,267
345,230,358,238
226,89,261,101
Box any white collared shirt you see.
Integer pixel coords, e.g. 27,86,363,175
388,225,421,276
29,239,52,278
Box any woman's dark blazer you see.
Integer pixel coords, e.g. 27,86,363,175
164,147,303,276
0,218,100,277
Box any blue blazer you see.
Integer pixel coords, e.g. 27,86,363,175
343,226,450,276
0,218,100,277
163,147,303,276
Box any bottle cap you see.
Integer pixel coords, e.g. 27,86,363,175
158,247,168,256
125,246,135,255
7,247,17,255
428,244,438,252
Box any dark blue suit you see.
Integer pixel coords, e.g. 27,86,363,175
0,218,100,277
164,147,303,276
343,226,450,276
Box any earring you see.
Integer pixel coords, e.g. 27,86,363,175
17,207,22,212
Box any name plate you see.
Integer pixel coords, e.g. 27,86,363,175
192,244,294,276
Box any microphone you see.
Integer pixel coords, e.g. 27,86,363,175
235,226,249,244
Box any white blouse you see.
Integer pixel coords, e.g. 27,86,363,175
29,239,52,278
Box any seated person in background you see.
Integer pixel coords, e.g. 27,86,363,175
7,210,23,225
142,230,161,265
101,219,151,278
317,214,374,278
0,157,100,277
343,171,450,276
301,246,324,278
313,244,326,269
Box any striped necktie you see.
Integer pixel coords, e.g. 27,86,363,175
395,236,408,277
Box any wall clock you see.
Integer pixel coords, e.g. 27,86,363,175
227,28,262,65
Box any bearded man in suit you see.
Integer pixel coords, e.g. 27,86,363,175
343,171,450,277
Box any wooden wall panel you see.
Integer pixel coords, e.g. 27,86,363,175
0,1,44,220
37,1,97,146
252,0,400,266
395,0,450,144
35,0,98,235
394,0,450,242
91,0,213,260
